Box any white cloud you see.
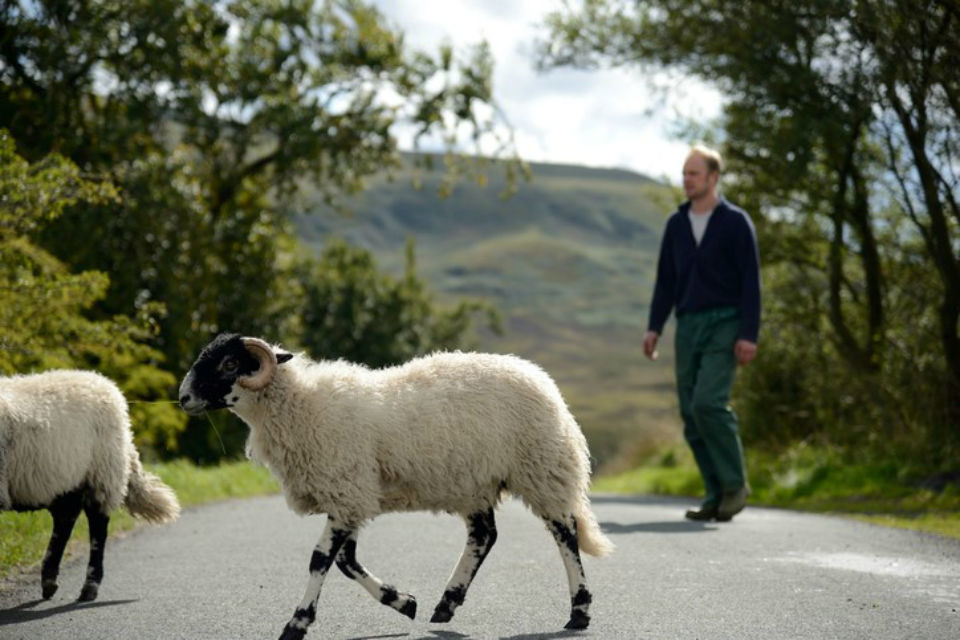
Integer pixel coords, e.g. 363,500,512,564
371,0,723,182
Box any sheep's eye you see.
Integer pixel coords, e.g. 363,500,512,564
221,357,239,374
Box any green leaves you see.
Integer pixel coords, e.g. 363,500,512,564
1,1,517,460
538,0,960,461
298,237,500,369
0,130,186,450
0,130,118,237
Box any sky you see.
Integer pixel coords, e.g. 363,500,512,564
372,0,723,183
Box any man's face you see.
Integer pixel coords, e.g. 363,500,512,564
682,154,717,201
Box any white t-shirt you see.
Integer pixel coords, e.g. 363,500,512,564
688,207,715,245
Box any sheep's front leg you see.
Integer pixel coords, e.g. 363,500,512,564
78,500,109,602
278,516,351,640
42,489,83,600
430,508,497,623
335,529,417,619
545,515,592,630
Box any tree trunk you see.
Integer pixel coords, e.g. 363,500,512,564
827,125,884,372
887,85,960,422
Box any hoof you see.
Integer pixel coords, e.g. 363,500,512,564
41,582,58,600
564,610,590,630
278,626,306,640
398,597,417,620
430,605,454,624
78,582,99,602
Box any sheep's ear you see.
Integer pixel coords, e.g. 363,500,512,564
277,352,294,365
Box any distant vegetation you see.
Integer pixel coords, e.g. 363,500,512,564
294,156,684,471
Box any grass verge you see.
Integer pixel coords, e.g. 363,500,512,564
593,444,960,540
0,459,279,581
5,447,956,584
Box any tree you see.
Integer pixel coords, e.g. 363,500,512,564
1,1,516,459
1,0,514,373
0,129,185,450
298,237,501,368
537,0,960,454
856,0,960,395
539,0,888,371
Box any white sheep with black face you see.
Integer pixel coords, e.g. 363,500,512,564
0,370,180,602
179,333,613,640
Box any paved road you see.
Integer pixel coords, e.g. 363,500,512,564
1,494,958,639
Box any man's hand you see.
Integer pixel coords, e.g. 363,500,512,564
643,330,660,360
735,339,757,366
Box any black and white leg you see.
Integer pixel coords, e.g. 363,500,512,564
41,489,83,600
546,515,592,630
78,500,110,601
278,516,351,640
335,529,417,618
431,508,497,623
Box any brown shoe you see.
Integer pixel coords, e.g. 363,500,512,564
717,486,750,521
684,505,718,521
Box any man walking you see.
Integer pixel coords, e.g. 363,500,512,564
643,144,761,522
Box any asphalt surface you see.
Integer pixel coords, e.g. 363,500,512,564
1,493,958,639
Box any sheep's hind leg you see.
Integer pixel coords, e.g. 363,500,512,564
335,529,417,619
78,499,109,602
41,489,83,600
278,516,351,640
545,515,592,630
430,508,497,623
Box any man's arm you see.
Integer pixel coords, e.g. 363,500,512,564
643,330,660,360
736,212,762,346
647,217,677,342
733,210,761,366
735,339,757,365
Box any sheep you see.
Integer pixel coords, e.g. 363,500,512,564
0,369,180,602
178,333,614,640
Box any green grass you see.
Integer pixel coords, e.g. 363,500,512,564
0,460,279,580
593,464,703,496
593,444,960,540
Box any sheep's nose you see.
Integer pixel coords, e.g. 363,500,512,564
179,393,205,415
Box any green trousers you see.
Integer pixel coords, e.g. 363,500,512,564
675,306,747,508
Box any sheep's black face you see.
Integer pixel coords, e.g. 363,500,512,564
178,333,263,415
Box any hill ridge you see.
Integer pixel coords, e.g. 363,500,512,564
293,153,680,471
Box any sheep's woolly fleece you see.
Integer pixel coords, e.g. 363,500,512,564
0,370,179,523
235,349,611,556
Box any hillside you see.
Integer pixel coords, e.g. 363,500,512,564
293,156,683,472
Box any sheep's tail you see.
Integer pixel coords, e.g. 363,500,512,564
575,498,614,557
124,449,180,524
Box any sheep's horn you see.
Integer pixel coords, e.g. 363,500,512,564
239,337,277,391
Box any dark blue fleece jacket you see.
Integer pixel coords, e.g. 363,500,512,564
647,198,762,342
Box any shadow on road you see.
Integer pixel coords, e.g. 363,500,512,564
346,630,586,640
495,633,586,639
601,520,716,534
420,631,583,640
0,598,139,626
